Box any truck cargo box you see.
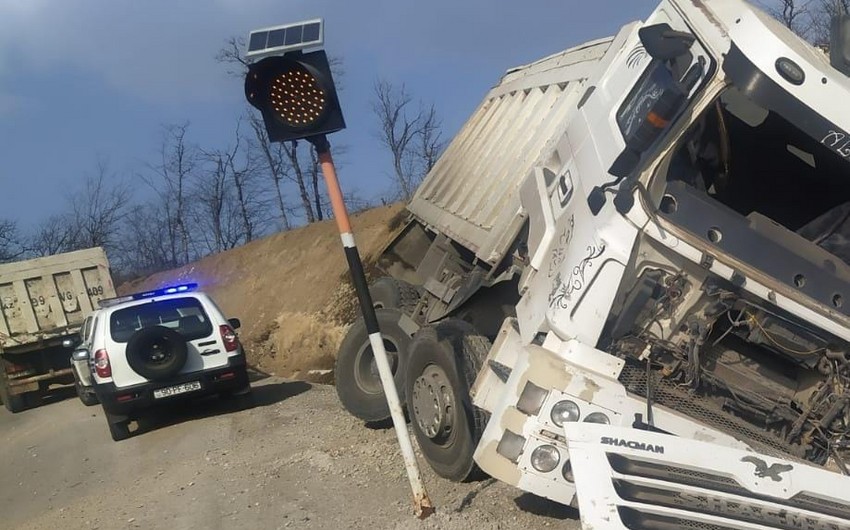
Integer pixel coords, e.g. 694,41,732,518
0,247,115,352
407,36,614,266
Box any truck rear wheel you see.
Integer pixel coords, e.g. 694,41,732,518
1,389,27,413
369,277,420,314
404,319,491,482
335,308,412,422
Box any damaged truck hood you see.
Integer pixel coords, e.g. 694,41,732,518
565,423,850,529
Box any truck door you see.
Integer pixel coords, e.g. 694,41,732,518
517,2,715,345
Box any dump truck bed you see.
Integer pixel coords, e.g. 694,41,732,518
407,36,614,266
0,247,115,351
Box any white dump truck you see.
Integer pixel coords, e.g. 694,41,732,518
0,248,115,412
336,0,850,526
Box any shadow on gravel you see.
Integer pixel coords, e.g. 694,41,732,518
130,378,312,438
457,478,498,512
513,493,579,521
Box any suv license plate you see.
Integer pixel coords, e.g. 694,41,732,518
153,381,201,399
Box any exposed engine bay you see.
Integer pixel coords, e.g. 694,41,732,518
601,241,850,471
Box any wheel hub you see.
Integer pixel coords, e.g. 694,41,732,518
353,340,398,395
411,365,454,440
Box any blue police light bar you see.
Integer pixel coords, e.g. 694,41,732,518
245,19,324,63
132,283,198,300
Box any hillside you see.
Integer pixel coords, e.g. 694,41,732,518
119,203,407,382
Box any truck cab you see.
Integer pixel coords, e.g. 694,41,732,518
337,0,850,526
472,0,850,523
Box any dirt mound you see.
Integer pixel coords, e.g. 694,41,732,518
119,204,407,381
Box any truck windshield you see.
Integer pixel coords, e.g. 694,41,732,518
659,81,850,266
110,297,212,343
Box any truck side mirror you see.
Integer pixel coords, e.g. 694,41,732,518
639,23,695,61
831,15,850,77
228,318,241,330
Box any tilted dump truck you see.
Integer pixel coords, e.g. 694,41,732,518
335,0,850,526
0,247,115,412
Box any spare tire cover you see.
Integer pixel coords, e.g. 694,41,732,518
125,325,189,381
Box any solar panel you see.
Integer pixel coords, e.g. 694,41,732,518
245,19,324,61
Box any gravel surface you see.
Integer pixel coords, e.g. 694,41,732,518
1,376,581,529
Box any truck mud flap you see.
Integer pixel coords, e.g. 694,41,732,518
565,423,850,530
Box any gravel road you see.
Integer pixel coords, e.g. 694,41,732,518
1,374,581,529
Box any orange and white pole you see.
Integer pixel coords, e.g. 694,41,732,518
309,135,435,519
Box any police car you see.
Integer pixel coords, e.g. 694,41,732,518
85,284,250,441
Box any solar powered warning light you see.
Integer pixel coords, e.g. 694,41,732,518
242,19,435,519
244,19,345,143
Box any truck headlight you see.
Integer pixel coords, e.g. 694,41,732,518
530,444,560,473
562,460,574,482
550,400,580,426
584,412,610,424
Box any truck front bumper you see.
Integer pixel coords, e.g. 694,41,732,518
94,354,249,415
567,423,850,529
471,318,746,507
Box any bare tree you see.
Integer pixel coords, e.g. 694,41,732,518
65,159,132,253
372,80,444,200
29,215,72,257
144,123,196,266
760,0,849,43
116,202,178,278
215,36,250,78
812,0,850,44
282,140,318,223
0,219,24,263
248,114,291,230
198,142,241,253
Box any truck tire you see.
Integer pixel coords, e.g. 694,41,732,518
0,387,26,413
369,277,420,314
105,410,131,442
125,326,188,381
404,319,491,482
335,308,412,422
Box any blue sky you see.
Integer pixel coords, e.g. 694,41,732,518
0,0,657,229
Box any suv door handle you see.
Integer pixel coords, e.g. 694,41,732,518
200,349,221,356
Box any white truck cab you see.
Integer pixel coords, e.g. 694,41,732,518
336,0,850,526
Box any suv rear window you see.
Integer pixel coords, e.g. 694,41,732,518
109,297,213,343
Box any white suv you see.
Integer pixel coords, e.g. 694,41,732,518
87,284,250,441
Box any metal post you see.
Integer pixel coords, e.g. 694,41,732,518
308,135,435,519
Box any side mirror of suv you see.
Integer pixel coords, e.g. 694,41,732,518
228,318,241,330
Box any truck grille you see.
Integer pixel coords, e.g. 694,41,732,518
607,453,850,530
617,361,803,462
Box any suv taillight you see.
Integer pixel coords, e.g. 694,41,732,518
220,325,239,352
94,349,111,378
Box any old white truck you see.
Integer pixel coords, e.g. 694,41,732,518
336,0,850,526
0,248,115,412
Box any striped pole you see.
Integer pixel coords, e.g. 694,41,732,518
310,135,435,519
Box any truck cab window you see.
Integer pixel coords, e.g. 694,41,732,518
662,86,850,266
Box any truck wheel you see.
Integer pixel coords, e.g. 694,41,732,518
1,390,26,413
369,277,420,314
125,326,188,381
335,308,412,422
106,411,131,442
404,319,491,482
